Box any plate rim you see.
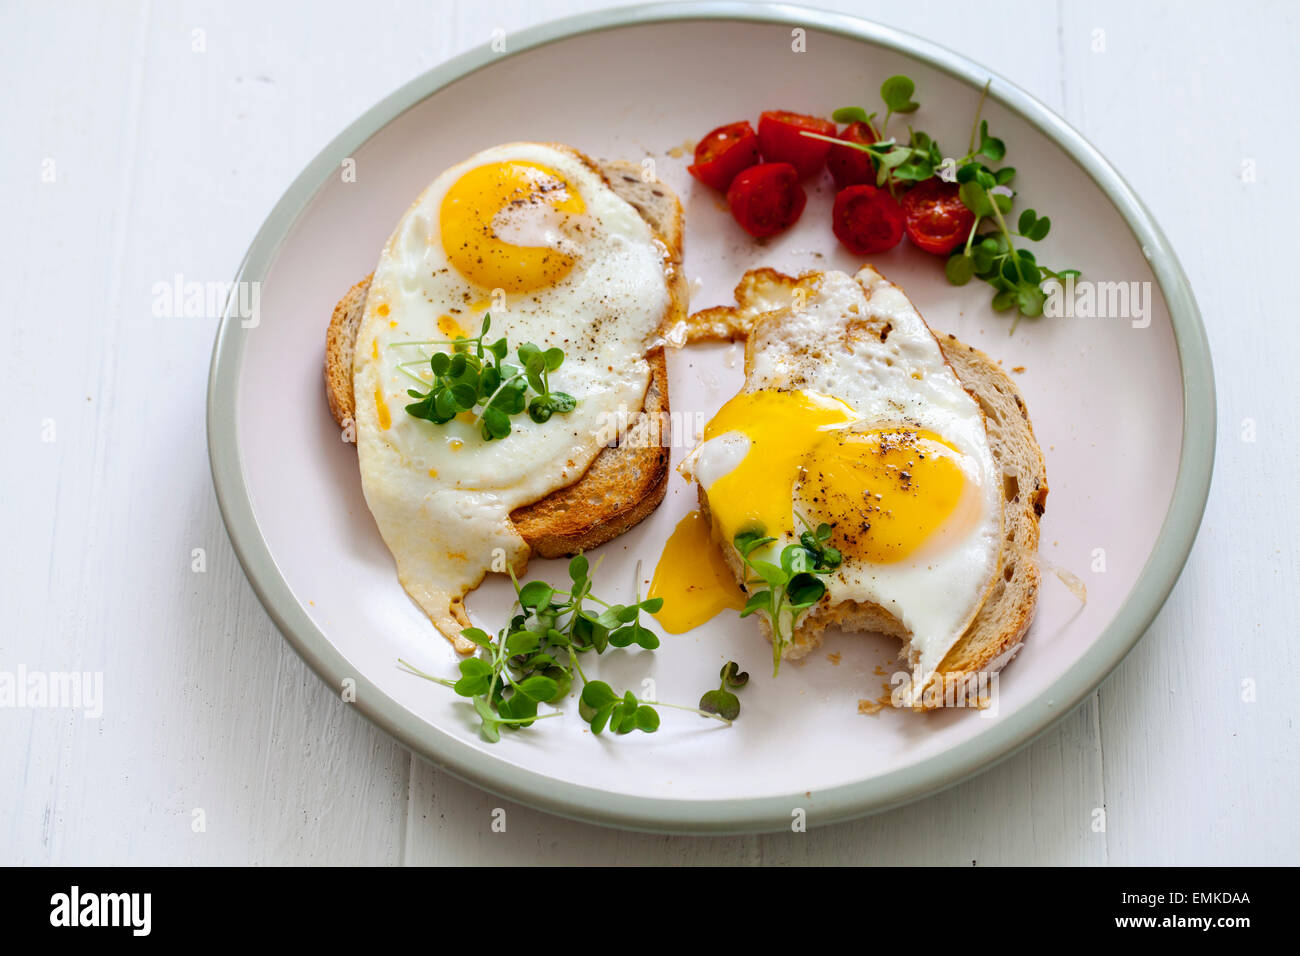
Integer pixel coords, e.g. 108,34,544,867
206,0,1216,834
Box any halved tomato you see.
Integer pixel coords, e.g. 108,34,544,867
688,121,761,191
756,110,836,178
727,163,807,238
831,184,904,255
901,179,977,255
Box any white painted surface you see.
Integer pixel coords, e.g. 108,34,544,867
1,0,1295,865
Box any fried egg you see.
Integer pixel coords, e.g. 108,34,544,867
680,267,1004,681
353,143,671,650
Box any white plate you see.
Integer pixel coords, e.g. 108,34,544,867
207,2,1214,832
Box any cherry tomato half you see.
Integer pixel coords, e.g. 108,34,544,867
827,121,880,190
831,184,904,255
756,110,836,178
900,179,977,255
688,121,761,191
727,163,807,238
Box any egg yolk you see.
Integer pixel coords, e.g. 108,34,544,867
702,390,854,543
648,510,747,633
799,428,969,564
702,390,971,564
439,160,585,293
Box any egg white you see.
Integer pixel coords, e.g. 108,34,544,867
352,143,670,645
691,267,1004,682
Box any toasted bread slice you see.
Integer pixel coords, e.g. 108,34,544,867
692,266,1048,710
325,158,683,561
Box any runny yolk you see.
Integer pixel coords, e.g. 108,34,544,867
702,390,854,545
439,160,586,293
800,427,970,564
648,510,746,633
702,389,972,564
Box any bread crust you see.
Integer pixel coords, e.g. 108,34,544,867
324,153,684,561
691,266,1048,711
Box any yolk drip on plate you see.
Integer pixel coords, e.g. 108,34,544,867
648,510,746,633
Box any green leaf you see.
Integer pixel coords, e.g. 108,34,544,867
515,674,559,702
958,181,994,217
434,388,459,420
946,253,976,286
733,530,774,557
541,666,571,702
517,580,553,608
617,699,639,734
991,289,1017,312
749,559,789,589
458,658,492,678
547,391,576,413
831,105,870,124
482,406,511,440
517,342,541,368
1015,251,1041,284
497,691,538,725
472,697,501,743
879,148,911,170
634,705,660,733
740,590,771,618
505,630,540,656
543,347,564,371
524,362,546,397
1027,216,1051,241
453,657,493,697
581,680,618,709
977,121,1005,162
590,701,615,735
568,553,588,584
527,397,553,424
781,543,813,574
995,167,1016,185
1016,285,1046,317
786,573,826,608
699,688,741,721
880,75,919,113
459,627,492,647
721,661,749,688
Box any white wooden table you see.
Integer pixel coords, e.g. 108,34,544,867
3,0,1296,865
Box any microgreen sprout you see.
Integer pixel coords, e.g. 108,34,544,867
397,313,576,439
733,515,842,676
400,554,742,743
699,661,749,721
808,75,1082,326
